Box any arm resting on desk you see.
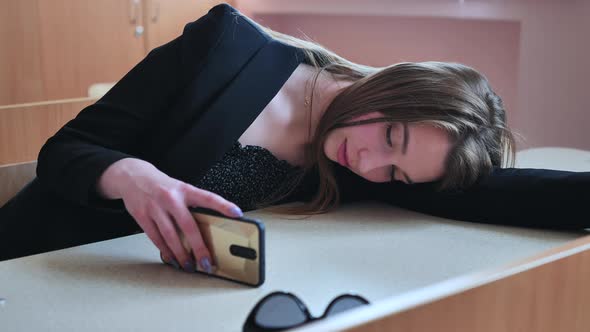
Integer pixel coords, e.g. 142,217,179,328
371,167,590,230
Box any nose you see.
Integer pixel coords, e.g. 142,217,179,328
357,148,394,175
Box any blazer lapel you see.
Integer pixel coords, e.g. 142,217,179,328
160,40,304,184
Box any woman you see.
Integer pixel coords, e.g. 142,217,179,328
1,4,588,270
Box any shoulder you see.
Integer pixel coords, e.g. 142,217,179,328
182,4,271,46
173,4,272,81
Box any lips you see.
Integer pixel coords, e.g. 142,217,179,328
337,139,349,168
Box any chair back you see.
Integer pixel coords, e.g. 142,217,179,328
0,161,37,207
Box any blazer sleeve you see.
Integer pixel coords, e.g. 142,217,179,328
369,167,590,230
36,4,234,207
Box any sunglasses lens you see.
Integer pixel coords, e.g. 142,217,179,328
254,294,307,329
325,296,368,316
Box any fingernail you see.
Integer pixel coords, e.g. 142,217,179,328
170,259,181,270
160,252,170,263
200,257,212,274
183,260,195,272
162,253,180,269
231,206,243,217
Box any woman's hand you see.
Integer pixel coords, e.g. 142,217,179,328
97,158,243,272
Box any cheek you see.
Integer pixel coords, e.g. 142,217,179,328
323,129,342,159
355,126,377,141
351,123,385,156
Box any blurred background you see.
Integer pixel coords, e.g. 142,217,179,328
0,0,589,167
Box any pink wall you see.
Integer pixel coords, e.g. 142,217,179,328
253,13,519,141
236,0,590,151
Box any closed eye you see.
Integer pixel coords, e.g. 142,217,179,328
386,124,393,147
386,123,413,184
390,165,397,182
386,124,397,182
390,166,413,184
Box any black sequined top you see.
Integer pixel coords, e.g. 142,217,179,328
194,141,305,211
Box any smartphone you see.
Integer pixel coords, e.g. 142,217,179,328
160,207,265,287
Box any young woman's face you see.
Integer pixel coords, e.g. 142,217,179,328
323,112,452,184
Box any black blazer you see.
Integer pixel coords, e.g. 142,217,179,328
1,3,589,255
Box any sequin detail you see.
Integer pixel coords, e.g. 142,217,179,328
194,141,304,211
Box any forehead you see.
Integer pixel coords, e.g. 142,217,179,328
404,124,452,182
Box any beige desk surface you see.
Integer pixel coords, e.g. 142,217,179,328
2,147,589,331
0,202,586,332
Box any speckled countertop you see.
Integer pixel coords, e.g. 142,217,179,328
0,201,585,332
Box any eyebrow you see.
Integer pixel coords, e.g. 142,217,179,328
401,123,413,184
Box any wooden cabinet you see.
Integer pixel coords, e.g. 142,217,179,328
0,0,145,106
0,0,232,166
0,0,230,106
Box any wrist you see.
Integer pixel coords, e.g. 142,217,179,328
97,158,155,199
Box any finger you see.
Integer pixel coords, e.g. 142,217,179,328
151,205,194,272
145,227,178,269
184,184,243,218
131,211,177,267
168,199,214,273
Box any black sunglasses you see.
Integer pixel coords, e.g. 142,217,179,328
243,291,370,332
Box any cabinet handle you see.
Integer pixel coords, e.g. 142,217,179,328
151,1,160,23
135,25,145,37
129,0,140,24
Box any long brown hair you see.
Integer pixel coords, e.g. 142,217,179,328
248,22,516,215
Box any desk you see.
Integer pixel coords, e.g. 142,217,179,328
0,203,584,331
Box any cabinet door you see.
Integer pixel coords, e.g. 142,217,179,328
37,0,148,102
143,0,232,51
0,1,45,106
0,0,147,106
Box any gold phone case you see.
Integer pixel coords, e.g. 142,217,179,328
162,207,265,287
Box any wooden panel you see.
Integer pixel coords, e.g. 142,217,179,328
0,0,146,106
36,0,146,103
0,98,96,164
0,161,37,206
294,235,590,332
0,0,44,106
143,0,232,51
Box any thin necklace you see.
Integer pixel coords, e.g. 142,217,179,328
303,76,312,110
303,76,314,143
